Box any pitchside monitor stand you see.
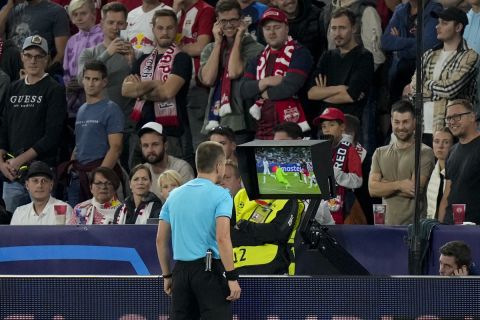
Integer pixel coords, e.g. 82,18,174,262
236,140,369,275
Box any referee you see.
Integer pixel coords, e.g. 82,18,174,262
156,141,241,319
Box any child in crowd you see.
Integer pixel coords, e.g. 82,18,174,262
313,108,363,224
158,170,183,202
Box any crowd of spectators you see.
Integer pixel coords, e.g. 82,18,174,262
0,0,479,232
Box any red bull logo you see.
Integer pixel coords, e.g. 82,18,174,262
130,33,155,50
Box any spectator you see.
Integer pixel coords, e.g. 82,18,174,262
0,0,70,79
313,107,363,224
138,122,194,200
308,8,374,122
438,99,480,224
240,8,312,140
272,122,303,140
439,240,473,276
0,198,11,224
322,0,385,69
78,2,135,168
174,0,216,152
126,0,173,55
122,9,192,162
344,114,367,162
200,0,264,143
0,35,67,213
64,0,104,119
237,0,267,41
271,0,327,65
369,100,435,225
221,159,242,197
68,166,122,224
426,127,454,220
464,0,480,116
11,161,72,225
207,126,238,163
66,60,124,207
407,7,479,143
113,164,162,224
158,169,183,201
381,0,441,104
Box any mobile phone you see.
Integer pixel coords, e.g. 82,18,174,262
119,30,129,42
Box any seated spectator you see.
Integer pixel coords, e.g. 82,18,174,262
158,169,183,201
11,161,72,225
64,0,104,119
439,240,474,276
426,127,454,220
200,0,264,144
221,159,242,197
68,167,122,225
138,122,194,200
64,60,124,207
207,126,238,163
231,188,304,275
113,164,162,224
240,8,312,139
313,108,363,224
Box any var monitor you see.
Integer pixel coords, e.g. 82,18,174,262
236,140,334,200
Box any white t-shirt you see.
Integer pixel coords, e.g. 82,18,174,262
126,3,173,54
11,196,73,225
423,49,455,134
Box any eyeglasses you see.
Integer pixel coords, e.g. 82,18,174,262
219,18,241,26
22,53,47,61
445,111,472,124
92,181,113,188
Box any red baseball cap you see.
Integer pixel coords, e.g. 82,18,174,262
260,8,288,26
313,107,345,125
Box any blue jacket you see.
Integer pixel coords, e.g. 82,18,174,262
381,0,442,60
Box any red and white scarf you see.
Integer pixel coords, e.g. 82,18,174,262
130,43,181,127
205,40,233,130
250,37,309,132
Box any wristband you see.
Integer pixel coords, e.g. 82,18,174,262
224,269,239,281
162,273,172,279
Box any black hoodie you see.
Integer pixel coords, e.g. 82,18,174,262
287,0,327,65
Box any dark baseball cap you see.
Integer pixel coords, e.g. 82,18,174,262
431,7,468,27
26,161,53,180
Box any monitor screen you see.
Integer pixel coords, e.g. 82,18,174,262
237,140,334,200
255,146,321,196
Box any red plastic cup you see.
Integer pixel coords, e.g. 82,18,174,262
54,205,67,215
373,204,386,225
452,204,466,225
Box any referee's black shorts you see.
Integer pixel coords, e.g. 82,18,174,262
171,258,232,320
